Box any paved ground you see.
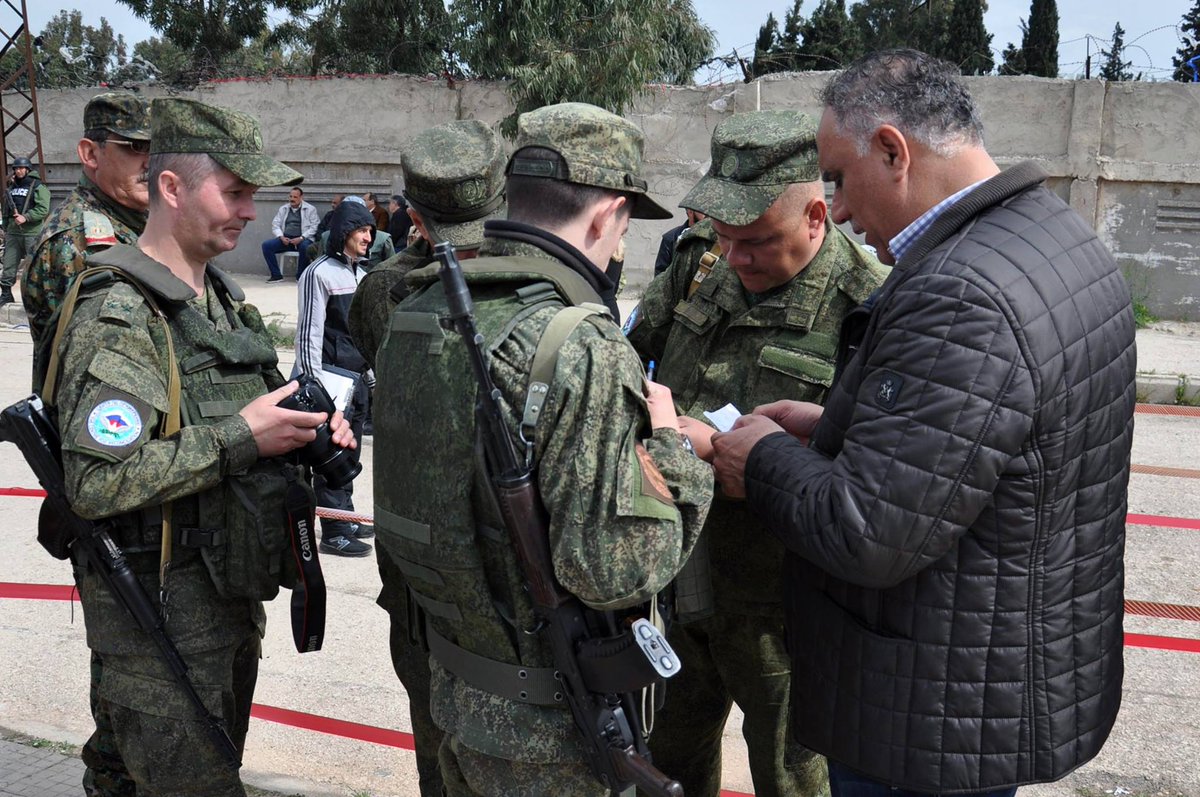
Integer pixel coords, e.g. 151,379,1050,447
1,276,1198,797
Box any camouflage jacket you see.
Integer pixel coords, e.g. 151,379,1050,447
372,223,713,762
347,238,434,372
26,175,147,382
55,244,285,657
626,219,889,613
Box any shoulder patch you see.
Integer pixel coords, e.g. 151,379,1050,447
82,211,118,248
634,442,675,508
74,385,152,460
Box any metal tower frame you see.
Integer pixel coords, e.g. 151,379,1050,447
0,0,45,182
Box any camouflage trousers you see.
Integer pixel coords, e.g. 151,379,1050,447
439,734,609,797
84,632,261,797
645,610,829,797
377,544,445,797
2,230,36,286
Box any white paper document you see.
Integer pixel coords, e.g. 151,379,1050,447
703,403,743,433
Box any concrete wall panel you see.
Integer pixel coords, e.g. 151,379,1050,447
11,74,1200,316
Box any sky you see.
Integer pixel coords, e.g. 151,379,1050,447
28,0,1196,83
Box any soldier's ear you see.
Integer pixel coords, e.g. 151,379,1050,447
805,194,827,237
78,138,101,171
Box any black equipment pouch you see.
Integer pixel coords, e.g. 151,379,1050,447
38,498,74,560
198,460,312,601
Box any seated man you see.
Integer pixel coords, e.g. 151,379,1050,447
262,186,319,281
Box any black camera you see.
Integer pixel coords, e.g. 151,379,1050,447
277,375,361,488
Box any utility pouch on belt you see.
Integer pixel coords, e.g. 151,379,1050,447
198,462,311,601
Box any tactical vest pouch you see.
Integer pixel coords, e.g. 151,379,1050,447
198,461,309,601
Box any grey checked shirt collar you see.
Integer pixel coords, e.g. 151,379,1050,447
888,178,988,264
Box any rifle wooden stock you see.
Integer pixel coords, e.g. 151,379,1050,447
434,243,683,797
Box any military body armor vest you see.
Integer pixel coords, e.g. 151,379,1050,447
372,256,604,758
55,246,304,601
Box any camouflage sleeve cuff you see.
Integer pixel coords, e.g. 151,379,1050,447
644,426,714,508
213,414,259,473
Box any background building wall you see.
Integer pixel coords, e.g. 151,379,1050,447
14,73,1200,317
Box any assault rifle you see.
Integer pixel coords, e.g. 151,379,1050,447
0,395,241,768
434,242,684,797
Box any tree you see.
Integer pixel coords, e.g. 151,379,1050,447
796,0,863,71
851,0,953,59
12,10,127,88
116,0,270,80
1099,22,1136,81
1172,0,1200,82
272,0,452,77
452,0,715,136
752,12,781,76
944,0,994,75
1021,0,1059,77
998,39,1026,75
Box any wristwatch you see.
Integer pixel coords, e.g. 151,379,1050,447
679,434,696,456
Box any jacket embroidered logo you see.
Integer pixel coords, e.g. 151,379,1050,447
875,372,903,410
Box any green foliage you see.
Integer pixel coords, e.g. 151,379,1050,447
0,10,149,89
1172,0,1200,82
752,12,780,76
1132,300,1157,329
796,0,863,71
116,0,271,81
272,0,452,77
851,0,953,59
944,0,994,75
753,0,863,75
998,33,1027,75
1021,0,1059,77
1099,22,1138,81
452,0,715,137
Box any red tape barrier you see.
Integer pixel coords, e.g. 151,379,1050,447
5,488,1200,531
1135,403,1200,417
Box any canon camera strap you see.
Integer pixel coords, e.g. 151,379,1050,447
284,472,326,652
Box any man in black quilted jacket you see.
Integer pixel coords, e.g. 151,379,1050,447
710,49,1136,797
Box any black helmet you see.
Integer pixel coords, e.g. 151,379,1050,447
11,156,32,169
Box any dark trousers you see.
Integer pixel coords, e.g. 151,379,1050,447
261,237,315,278
828,761,1018,797
317,377,367,540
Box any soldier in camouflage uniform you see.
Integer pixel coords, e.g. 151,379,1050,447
26,93,152,392
52,97,354,797
349,119,507,372
347,118,507,797
372,102,714,796
625,111,890,797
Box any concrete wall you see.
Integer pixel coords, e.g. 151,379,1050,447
12,72,1200,317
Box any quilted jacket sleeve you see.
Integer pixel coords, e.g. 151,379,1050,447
745,266,1036,589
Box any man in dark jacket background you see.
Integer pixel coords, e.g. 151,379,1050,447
710,49,1136,796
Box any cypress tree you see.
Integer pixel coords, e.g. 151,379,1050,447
1022,0,1059,77
1099,22,1135,81
1173,0,1200,82
753,12,782,76
944,0,994,75
797,0,863,71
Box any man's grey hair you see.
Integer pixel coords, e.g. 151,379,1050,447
147,152,218,205
820,49,984,157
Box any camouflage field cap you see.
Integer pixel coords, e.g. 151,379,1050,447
148,98,302,187
508,102,672,220
402,120,507,249
682,110,821,226
84,92,151,141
